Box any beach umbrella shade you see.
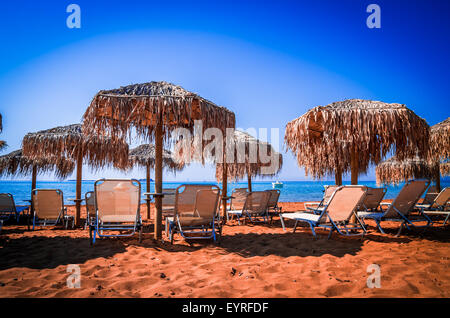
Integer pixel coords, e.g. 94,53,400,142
22,124,129,226
429,117,450,191
285,99,430,185
215,130,283,192
375,156,439,186
82,81,235,239
127,144,184,220
0,149,75,194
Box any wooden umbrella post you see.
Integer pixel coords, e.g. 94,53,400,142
434,166,441,193
31,165,37,218
146,164,151,220
221,139,228,224
350,146,359,185
154,120,163,240
31,165,37,193
335,168,342,186
246,166,252,192
75,147,83,227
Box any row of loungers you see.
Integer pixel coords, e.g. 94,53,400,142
280,180,450,239
0,179,448,244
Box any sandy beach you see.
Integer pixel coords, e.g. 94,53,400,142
0,201,448,298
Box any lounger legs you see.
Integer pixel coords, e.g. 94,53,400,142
280,215,286,231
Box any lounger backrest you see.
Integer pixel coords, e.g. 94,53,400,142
423,185,438,205
85,191,95,215
194,189,220,221
433,187,450,208
175,184,219,216
32,189,63,219
162,188,176,206
360,187,387,210
243,191,270,214
94,179,140,222
323,185,340,204
324,186,367,223
384,180,429,218
0,193,15,213
230,188,248,210
266,189,281,208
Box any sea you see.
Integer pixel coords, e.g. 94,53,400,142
1,179,448,205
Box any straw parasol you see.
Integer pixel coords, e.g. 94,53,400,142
285,99,430,185
0,149,75,193
128,144,184,220
375,156,438,186
22,124,129,226
215,130,283,192
83,81,235,239
429,117,450,191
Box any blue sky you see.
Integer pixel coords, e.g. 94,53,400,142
0,0,448,181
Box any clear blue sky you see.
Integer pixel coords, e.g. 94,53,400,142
0,0,448,181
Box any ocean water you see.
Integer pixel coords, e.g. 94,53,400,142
0,179,448,205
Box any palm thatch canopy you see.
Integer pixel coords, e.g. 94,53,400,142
22,124,129,169
83,81,235,140
375,156,438,186
215,130,283,182
0,114,5,151
430,117,450,163
285,99,430,183
128,144,184,171
82,81,235,239
0,149,75,179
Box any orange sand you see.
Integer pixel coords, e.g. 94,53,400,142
0,202,449,298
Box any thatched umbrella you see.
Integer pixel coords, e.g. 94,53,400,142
128,144,184,220
215,130,283,192
285,99,430,185
22,124,129,226
0,149,75,193
429,118,450,191
375,156,438,186
83,81,235,239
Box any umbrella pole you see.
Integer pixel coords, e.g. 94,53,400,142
154,121,163,240
335,168,342,186
434,167,441,193
246,166,252,192
221,140,228,224
31,165,37,193
350,146,359,185
31,165,37,218
75,148,83,227
146,164,151,221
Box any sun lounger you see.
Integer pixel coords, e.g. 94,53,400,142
32,189,73,230
227,191,271,224
358,179,431,236
167,184,221,243
304,185,339,214
84,191,95,230
280,186,368,239
228,188,248,211
162,188,176,217
422,185,438,205
89,179,142,245
0,193,29,223
358,187,387,212
266,189,282,222
417,187,450,226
